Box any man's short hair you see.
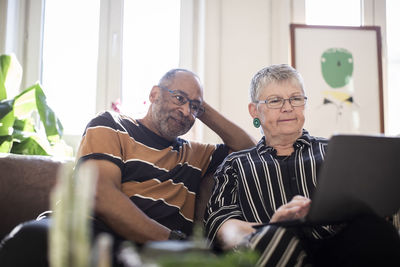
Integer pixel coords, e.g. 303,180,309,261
158,69,199,87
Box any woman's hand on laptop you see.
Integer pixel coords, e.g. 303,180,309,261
217,219,261,250
270,195,311,223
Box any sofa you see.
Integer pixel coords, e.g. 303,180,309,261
0,153,215,241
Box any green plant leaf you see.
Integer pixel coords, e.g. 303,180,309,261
13,117,35,132
0,135,13,153
157,250,259,267
13,86,37,117
0,53,70,156
11,117,53,155
0,99,14,118
34,84,64,142
0,54,22,101
14,83,64,144
10,136,49,155
0,54,11,100
0,100,15,136
11,118,37,142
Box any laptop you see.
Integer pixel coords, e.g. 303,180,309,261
269,134,400,227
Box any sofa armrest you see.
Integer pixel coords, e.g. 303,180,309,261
0,153,74,240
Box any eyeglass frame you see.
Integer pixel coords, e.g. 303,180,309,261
254,95,308,109
158,85,205,117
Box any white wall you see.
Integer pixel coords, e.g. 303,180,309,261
195,0,388,144
197,0,300,143
219,0,272,141
0,0,7,53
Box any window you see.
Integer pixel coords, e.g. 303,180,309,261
121,0,181,117
305,0,361,26
42,0,100,136
386,0,400,135
41,0,182,137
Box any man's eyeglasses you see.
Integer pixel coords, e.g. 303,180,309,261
159,85,205,117
255,95,308,109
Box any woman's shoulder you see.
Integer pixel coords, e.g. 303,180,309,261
301,130,329,145
220,146,259,166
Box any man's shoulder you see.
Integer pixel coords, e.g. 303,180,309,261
88,111,118,126
180,139,230,162
180,138,222,150
95,110,136,123
87,111,137,130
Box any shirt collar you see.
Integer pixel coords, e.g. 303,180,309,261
136,119,184,150
256,129,312,155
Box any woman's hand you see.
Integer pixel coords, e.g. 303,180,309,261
270,195,311,223
217,219,261,250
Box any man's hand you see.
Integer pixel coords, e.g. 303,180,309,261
270,195,311,223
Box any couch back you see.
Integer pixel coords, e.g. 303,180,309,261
0,153,73,240
0,153,215,241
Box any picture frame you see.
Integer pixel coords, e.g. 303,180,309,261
290,24,384,138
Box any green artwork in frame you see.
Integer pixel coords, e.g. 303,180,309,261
320,48,358,124
321,48,354,88
290,24,384,138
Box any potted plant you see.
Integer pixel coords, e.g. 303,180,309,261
0,53,71,156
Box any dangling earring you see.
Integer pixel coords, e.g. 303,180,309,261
253,118,261,128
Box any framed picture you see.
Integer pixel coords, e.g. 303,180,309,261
290,24,384,138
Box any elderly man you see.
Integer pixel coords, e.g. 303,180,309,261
79,68,256,243
0,69,256,266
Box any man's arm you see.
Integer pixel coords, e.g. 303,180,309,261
198,101,256,151
90,159,171,243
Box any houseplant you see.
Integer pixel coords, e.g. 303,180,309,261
0,53,71,156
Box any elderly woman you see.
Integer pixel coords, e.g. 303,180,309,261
204,64,400,266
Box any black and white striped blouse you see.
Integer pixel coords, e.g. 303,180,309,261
204,130,339,244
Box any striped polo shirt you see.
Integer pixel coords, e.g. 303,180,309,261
205,130,340,244
77,111,229,235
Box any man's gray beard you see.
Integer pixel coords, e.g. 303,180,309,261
152,103,193,139
160,119,191,138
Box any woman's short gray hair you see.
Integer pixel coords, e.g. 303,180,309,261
249,64,305,102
